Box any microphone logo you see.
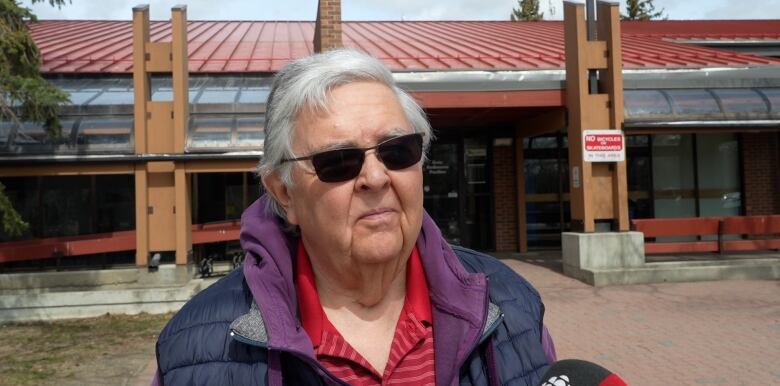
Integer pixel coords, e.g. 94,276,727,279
542,375,571,386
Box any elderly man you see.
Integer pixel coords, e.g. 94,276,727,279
154,49,555,386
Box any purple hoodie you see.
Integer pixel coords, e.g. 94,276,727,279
152,195,555,385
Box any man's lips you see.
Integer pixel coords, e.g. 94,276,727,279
359,208,396,220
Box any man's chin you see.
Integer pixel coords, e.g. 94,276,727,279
351,236,405,264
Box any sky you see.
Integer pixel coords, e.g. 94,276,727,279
22,0,780,21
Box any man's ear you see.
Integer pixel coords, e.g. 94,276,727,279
262,171,299,225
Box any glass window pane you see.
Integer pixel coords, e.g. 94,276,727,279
236,116,264,147
464,139,488,194
76,117,133,151
666,90,720,115
189,116,233,148
95,175,135,232
196,88,239,104
712,89,768,114
41,176,93,237
627,135,649,147
624,90,672,118
757,88,780,113
89,90,134,105
530,136,557,149
0,121,13,147
5,121,74,149
67,90,99,105
238,88,270,103
652,134,696,219
696,133,741,217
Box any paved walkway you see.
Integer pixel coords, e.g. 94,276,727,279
133,255,780,386
502,253,780,386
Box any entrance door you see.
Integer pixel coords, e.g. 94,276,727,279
423,142,462,245
423,138,494,250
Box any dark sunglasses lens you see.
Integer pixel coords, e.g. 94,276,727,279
310,148,364,182
378,134,423,170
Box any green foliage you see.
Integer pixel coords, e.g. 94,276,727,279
0,0,69,237
1,0,70,138
0,182,27,236
622,0,666,20
510,0,544,21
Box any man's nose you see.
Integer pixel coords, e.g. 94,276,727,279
355,150,390,191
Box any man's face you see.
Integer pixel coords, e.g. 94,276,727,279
272,81,424,267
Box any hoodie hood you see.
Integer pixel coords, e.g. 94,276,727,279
239,194,490,385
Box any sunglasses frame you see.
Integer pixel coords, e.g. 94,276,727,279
280,133,424,182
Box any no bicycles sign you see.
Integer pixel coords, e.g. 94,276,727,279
583,130,625,162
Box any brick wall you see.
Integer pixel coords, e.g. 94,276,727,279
493,144,518,252
742,133,780,215
313,0,342,53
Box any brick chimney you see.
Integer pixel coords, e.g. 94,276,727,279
313,0,342,53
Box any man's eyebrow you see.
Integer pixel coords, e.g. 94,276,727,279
307,139,357,154
377,128,411,142
306,128,412,154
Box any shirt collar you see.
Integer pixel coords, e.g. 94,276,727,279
295,241,432,348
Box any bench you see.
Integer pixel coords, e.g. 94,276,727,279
0,220,242,265
632,215,780,255
720,215,780,252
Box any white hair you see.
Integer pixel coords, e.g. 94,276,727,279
257,48,433,222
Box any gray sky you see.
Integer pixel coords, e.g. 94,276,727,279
22,0,780,21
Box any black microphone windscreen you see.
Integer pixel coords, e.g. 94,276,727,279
538,359,627,386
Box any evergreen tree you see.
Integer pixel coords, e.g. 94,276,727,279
0,0,69,236
622,0,666,20
510,0,544,21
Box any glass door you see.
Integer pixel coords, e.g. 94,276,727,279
423,138,494,250
463,138,492,250
423,142,462,245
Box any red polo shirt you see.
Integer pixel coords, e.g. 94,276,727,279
295,242,435,385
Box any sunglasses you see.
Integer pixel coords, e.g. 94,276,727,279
280,133,424,183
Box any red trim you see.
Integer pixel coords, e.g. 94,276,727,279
191,220,241,244
411,90,565,109
0,230,136,263
0,220,242,264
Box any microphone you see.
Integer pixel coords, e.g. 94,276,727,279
538,359,628,386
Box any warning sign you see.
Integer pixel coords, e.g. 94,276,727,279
583,130,625,162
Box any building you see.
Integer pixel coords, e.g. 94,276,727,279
1,1,778,276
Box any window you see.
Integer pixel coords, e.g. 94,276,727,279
75,117,134,152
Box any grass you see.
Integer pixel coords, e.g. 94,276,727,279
0,313,172,386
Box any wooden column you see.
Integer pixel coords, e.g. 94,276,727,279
171,5,189,154
172,5,192,264
132,5,192,266
598,2,629,231
132,5,150,266
174,165,192,265
563,0,628,233
515,132,528,253
134,165,149,266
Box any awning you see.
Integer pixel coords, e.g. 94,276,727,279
624,88,780,130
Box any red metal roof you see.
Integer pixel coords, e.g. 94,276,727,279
28,20,780,74
622,19,780,40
